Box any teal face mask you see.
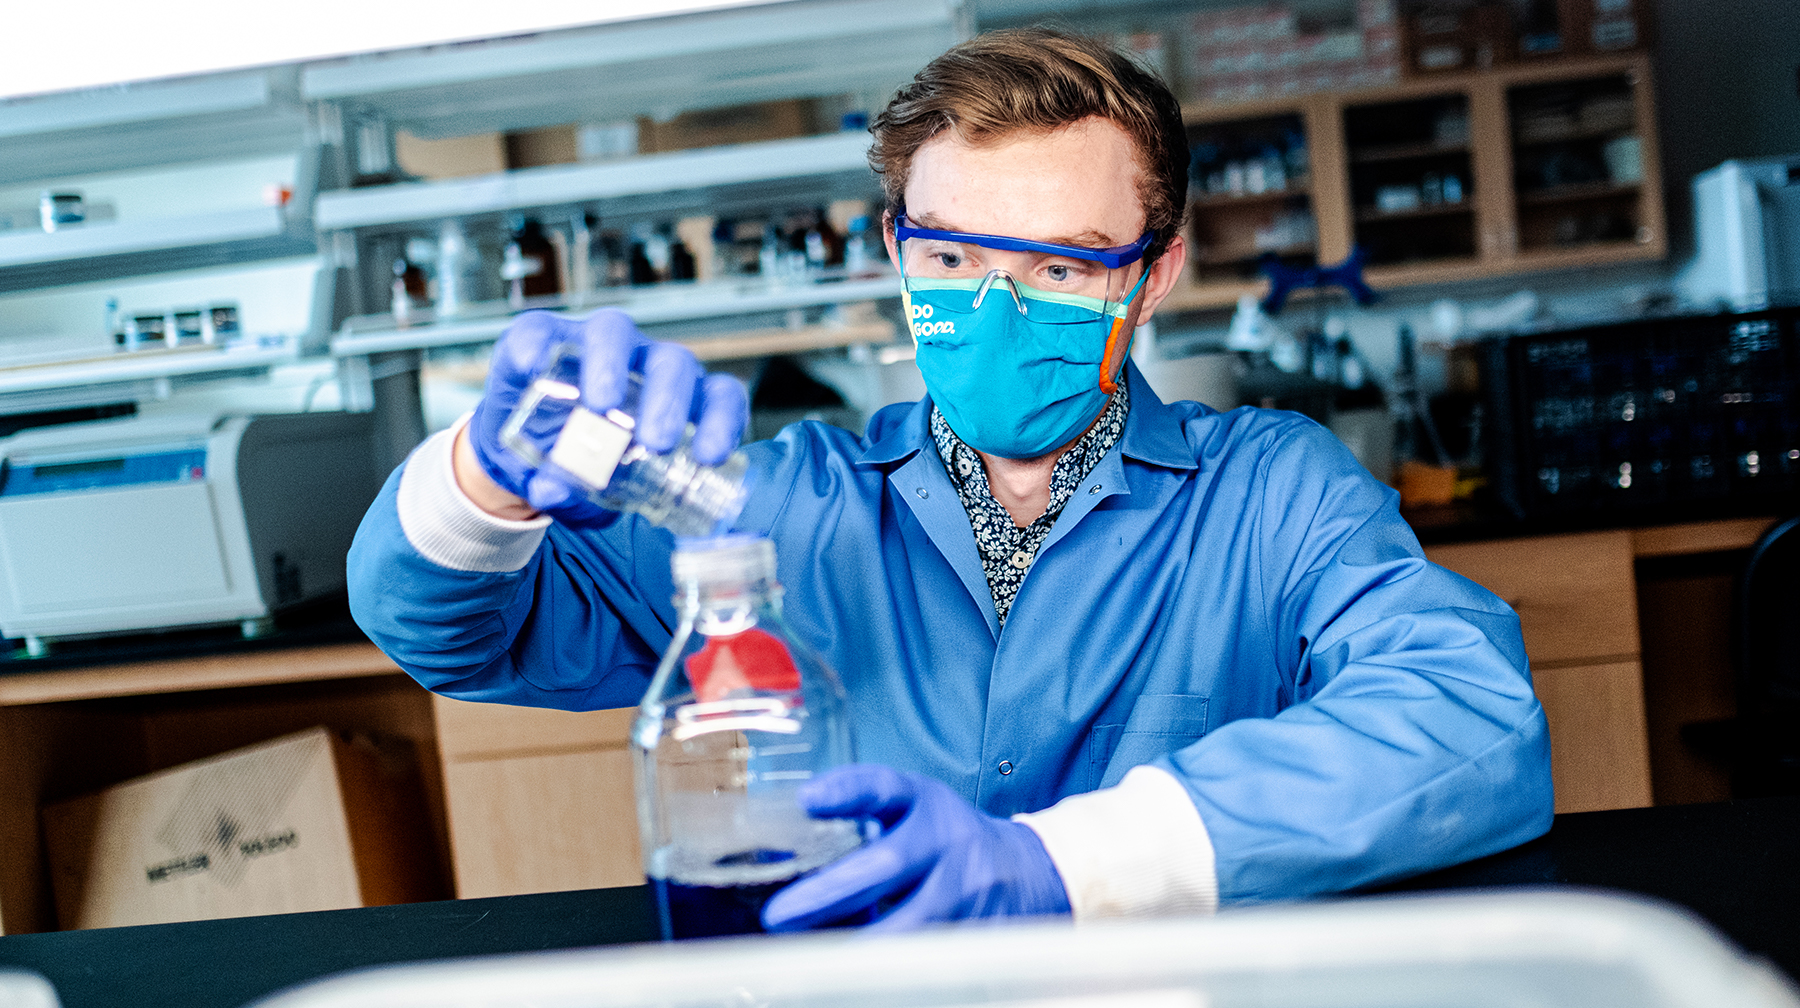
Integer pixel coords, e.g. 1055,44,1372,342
905,269,1149,460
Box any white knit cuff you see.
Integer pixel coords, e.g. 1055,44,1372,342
395,415,551,573
1014,765,1219,921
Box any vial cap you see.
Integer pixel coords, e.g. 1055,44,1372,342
671,533,777,586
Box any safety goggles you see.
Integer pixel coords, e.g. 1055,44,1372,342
894,214,1156,393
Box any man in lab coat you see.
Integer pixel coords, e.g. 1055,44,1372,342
349,28,1551,928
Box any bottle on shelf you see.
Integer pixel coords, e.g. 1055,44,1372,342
633,533,863,940
844,215,873,276
628,222,669,286
501,215,559,308
1390,323,1456,507
757,222,782,280
435,219,477,318
674,216,717,284
105,297,123,350
588,228,626,289
669,234,698,282
498,343,750,538
568,213,594,305
801,208,842,275
390,256,428,325
1327,323,1393,482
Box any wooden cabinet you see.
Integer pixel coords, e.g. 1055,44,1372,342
0,645,442,936
1166,53,1665,311
1426,529,1652,813
1424,517,1779,815
431,696,641,898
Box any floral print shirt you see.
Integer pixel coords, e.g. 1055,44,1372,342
929,382,1130,626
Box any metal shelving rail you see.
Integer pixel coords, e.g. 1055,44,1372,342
312,132,880,232
329,273,903,358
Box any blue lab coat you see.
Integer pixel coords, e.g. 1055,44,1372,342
348,363,1552,903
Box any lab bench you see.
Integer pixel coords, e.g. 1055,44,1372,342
0,514,1780,940
0,796,1795,1008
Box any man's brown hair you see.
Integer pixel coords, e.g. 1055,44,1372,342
870,28,1189,262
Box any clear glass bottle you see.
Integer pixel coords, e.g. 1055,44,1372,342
498,344,750,538
633,534,863,939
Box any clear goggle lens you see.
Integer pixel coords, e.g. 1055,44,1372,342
898,236,1132,311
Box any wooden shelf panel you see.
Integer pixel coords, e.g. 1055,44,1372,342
1508,239,1663,270
1193,242,1316,266
1350,140,1469,165
1355,202,1474,223
1192,186,1311,209
0,642,401,707
1513,123,1638,147
1158,278,1267,313
1518,181,1640,206
1631,517,1781,559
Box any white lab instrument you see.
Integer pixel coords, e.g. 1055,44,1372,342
1680,155,1800,310
0,411,380,651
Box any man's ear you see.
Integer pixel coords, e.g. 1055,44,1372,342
1130,233,1189,329
882,209,901,270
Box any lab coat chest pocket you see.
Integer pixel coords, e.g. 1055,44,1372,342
1086,694,1210,792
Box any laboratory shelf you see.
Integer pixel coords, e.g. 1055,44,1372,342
0,72,271,141
298,0,957,141
313,133,878,231
0,344,298,397
0,73,303,189
330,273,902,356
0,207,289,268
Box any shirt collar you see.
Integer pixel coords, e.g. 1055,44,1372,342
856,358,1200,471
1117,359,1201,471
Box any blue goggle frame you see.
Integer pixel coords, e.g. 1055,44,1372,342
893,214,1156,270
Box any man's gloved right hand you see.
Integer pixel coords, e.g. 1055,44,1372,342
466,308,749,526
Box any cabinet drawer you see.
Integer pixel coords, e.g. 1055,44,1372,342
1531,660,1653,813
441,746,642,898
1426,530,1639,665
432,697,640,898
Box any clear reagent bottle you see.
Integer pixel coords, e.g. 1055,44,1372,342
499,343,749,538
633,534,862,939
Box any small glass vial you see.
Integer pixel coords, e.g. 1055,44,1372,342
633,534,862,939
499,343,749,538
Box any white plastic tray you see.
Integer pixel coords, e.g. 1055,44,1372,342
248,890,1800,1008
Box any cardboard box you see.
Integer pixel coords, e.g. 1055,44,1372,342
505,124,580,169
394,131,506,181
636,98,820,154
43,728,439,930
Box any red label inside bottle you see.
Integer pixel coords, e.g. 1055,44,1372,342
685,629,802,702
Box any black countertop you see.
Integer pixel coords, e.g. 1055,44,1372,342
1,797,1794,1008
0,595,369,676
1401,495,1794,547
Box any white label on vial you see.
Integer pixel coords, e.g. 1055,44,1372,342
548,405,633,490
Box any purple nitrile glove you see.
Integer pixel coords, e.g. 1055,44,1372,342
467,308,748,526
761,764,1072,933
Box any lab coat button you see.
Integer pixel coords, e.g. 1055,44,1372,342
916,488,928,499
1089,484,1102,494
997,761,1013,775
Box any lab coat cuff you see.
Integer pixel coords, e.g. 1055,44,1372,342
1013,765,1219,921
396,415,550,573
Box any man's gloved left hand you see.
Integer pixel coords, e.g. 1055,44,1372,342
761,764,1071,932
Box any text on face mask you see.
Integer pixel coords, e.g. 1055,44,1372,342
909,302,955,337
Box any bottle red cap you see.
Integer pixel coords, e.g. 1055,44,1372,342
685,629,801,703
